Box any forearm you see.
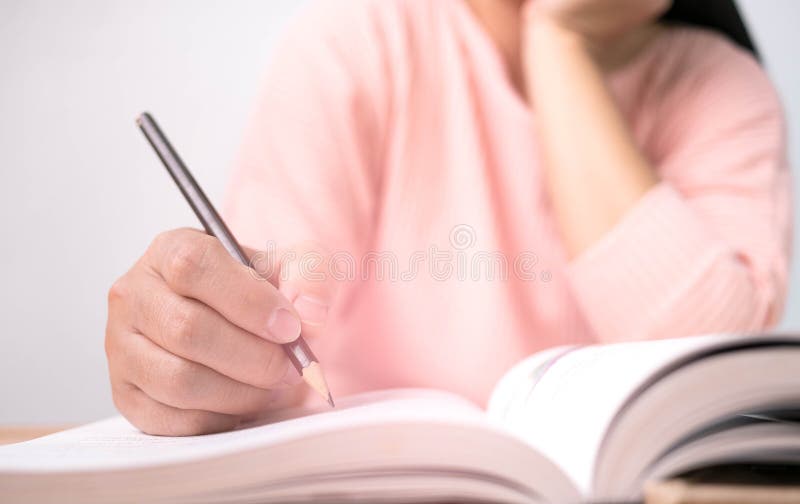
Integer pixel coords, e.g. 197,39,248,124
525,16,657,258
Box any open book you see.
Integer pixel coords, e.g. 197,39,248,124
2,333,800,503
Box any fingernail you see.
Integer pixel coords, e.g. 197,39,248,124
267,308,301,343
293,295,329,326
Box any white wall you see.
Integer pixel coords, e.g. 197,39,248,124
0,0,798,424
737,1,800,329
0,0,303,424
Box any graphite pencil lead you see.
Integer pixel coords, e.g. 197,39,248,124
301,361,334,405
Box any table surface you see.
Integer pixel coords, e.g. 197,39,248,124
0,426,72,446
2,426,799,504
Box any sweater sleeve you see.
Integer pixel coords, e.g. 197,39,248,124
223,0,388,255
565,34,791,343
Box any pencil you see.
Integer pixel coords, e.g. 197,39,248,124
135,111,334,408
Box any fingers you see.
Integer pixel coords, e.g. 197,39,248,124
111,381,239,436
146,229,301,344
112,273,292,389
244,241,337,340
110,330,283,416
105,228,333,436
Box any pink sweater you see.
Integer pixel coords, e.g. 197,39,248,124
225,0,791,406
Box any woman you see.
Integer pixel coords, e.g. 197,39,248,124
106,0,790,435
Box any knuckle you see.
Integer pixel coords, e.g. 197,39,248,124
153,228,191,247
167,242,203,286
166,301,199,352
161,357,196,404
164,235,215,290
149,229,179,258
107,276,130,305
234,287,266,319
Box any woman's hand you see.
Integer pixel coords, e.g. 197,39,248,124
527,0,671,45
105,228,334,436
521,0,662,257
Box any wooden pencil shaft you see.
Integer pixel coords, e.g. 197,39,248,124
136,113,247,263
136,112,321,374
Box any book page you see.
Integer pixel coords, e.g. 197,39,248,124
485,334,763,494
0,389,486,473
1,389,585,503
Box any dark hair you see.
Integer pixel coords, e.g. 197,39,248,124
659,0,759,59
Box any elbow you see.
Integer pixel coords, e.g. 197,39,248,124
644,251,787,340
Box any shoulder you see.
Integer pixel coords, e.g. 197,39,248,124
261,0,416,112
649,25,782,119
274,0,453,62
272,0,391,59
642,25,785,150
275,0,424,53
264,0,459,119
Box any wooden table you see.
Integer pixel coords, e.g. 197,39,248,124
1,427,799,503
0,426,72,445
645,465,800,504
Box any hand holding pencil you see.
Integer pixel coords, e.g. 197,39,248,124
104,113,334,436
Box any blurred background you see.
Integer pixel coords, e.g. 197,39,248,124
0,0,798,424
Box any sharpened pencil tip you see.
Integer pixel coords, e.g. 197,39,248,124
301,361,334,407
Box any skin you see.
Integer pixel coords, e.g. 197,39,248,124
106,229,334,435
107,0,671,436
467,0,671,257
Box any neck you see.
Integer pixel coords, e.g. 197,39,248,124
588,23,664,72
465,0,526,94
464,0,661,77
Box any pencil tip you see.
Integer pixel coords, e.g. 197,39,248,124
327,394,335,408
301,361,335,407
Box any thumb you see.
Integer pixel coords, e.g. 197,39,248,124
275,241,337,337
242,241,336,337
